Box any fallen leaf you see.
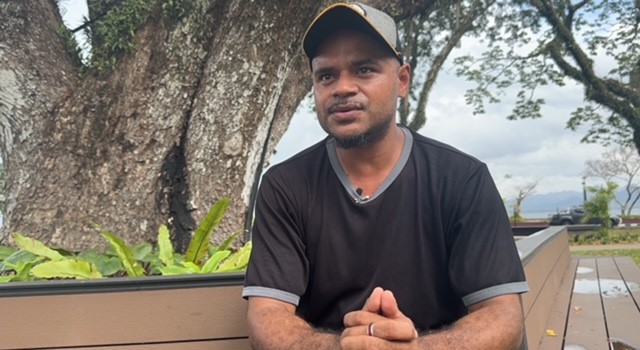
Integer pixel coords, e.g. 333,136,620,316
546,329,557,337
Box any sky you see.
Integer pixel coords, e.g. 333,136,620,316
58,1,614,200
272,48,612,199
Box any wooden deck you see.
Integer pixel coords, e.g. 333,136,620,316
538,256,640,350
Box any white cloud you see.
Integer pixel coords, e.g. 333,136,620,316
419,69,609,197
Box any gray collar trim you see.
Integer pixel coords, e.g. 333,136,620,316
326,126,413,205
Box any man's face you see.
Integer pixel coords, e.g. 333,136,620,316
311,30,410,149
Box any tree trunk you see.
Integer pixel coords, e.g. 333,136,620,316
0,0,327,251
0,0,440,252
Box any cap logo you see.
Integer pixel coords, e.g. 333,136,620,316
347,3,366,17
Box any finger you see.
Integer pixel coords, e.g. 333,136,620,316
362,287,384,313
380,290,402,318
343,310,387,327
340,324,370,339
366,319,418,342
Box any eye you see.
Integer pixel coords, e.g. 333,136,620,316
319,74,333,81
358,67,373,74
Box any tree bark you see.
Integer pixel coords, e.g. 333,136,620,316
0,0,328,251
0,0,440,252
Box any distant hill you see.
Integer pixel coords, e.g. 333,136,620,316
510,191,583,218
507,189,640,218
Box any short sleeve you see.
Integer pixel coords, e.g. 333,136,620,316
242,170,309,305
447,164,529,305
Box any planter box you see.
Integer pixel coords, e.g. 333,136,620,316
0,273,249,349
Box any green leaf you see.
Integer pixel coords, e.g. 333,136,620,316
101,232,145,277
157,224,174,267
201,250,231,273
0,245,16,262
181,261,201,273
0,275,14,283
31,259,103,279
131,242,153,260
209,231,240,257
9,261,37,281
216,241,252,272
78,250,123,276
12,233,65,261
159,265,195,276
2,250,43,272
185,198,230,265
138,250,163,275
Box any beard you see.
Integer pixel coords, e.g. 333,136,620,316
332,118,391,149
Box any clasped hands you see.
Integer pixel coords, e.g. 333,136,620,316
340,287,419,349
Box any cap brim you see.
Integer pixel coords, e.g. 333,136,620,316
302,4,400,62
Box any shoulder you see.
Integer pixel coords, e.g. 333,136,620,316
262,138,329,184
408,128,486,171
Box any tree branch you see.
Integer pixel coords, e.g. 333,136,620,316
411,0,491,130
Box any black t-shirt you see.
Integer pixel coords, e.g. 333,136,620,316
243,127,528,331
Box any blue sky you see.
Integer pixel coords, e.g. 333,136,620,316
59,1,614,200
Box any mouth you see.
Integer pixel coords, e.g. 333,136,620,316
328,102,363,120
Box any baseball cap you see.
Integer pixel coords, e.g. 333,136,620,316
302,2,403,64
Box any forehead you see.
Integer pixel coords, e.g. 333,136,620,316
312,30,395,65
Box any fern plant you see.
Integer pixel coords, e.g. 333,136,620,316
0,199,250,282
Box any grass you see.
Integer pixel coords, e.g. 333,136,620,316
569,227,640,267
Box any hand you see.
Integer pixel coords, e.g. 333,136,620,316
340,287,418,349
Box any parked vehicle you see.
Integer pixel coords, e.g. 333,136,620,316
548,206,622,227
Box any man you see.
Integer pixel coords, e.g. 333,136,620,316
243,2,529,349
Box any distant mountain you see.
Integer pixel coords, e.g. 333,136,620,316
509,189,640,218
510,191,583,217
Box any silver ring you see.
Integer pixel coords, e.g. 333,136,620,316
367,322,375,336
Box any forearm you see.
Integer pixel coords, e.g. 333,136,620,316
247,298,340,350
415,295,524,350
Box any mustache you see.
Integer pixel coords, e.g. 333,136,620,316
327,100,364,114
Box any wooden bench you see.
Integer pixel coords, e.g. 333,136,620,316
538,256,640,349
517,226,640,350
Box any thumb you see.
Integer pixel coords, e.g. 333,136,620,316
380,290,404,319
362,287,384,313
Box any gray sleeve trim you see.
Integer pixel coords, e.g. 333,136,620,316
462,281,530,306
242,286,300,306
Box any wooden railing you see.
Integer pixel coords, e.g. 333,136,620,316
516,225,571,350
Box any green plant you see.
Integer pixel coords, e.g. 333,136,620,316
56,24,84,68
88,0,153,73
583,181,618,235
161,0,193,21
0,199,250,282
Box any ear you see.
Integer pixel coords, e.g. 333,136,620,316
397,63,411,99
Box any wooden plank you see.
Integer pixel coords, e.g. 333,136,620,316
563,258,608,349
522,246,571,350
519,229,570,350
521,230,570,317
61,338,250,349
0,285,248,349
537,258,578,350
598,257,640,349
615,256,640,306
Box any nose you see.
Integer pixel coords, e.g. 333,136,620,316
332,74,358,97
